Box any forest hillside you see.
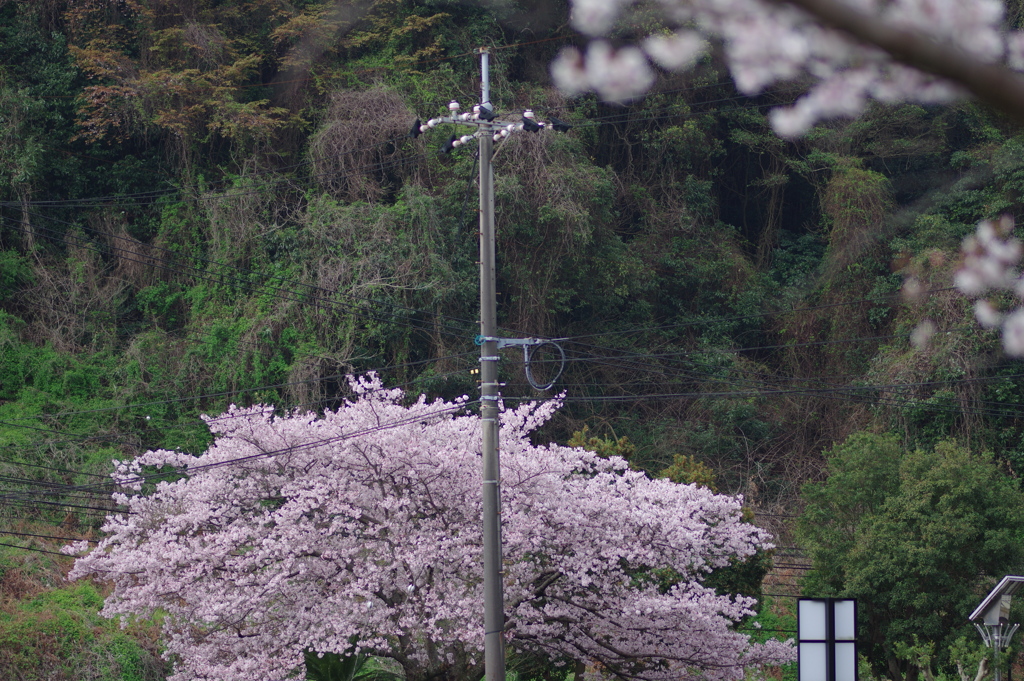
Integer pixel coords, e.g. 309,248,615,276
2,0,1024,679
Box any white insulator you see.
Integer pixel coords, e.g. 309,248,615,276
419,125,429,133
449,100,460,112
460,135,473,144
473,104,481,113
452,139,463,147
427,119,438,128
517,123,524,130
493,133,502,142
501,129,510,137
524,109,535,119
506,123,515,131
461,112,472,121
471,114,479,120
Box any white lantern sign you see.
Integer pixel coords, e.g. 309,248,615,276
799,598,857,681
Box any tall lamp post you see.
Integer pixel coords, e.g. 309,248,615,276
970,575,1024,681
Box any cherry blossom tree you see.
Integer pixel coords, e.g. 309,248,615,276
66,375,793,681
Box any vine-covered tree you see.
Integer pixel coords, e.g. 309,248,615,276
67,375,793,681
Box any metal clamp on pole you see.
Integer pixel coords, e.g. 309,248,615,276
474,336,565,391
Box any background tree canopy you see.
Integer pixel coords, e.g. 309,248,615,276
798,433,1024,681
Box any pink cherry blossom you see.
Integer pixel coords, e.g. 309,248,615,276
68,375,793,681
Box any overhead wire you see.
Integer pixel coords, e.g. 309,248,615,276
0,398,482,508
505,377,1024,421
550,286,956,343
0,74,823,363
2,144,428,211
0,132,420,210
0,365,479,495
0,496,124,514
0,357,481,510
556,333,981,390
0,457,110,479
9,197,991,436
507,307,1024,418
0,350,478,426
501,341,1024,419
9,82,777,214
0,529,97,543
0,135,492,338
4,35,998,584
0,361,481,476
0,541,77,557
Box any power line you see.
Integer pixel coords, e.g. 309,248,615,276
8,83,773,214
552,287,955,344
0,134,418,209
500,374,1024,421
0,529,97,543
0,541,76,557
0,351,477,426
0,457,110,479
0,496,124,514
0,395,482,505
6,153,478,329
0,364,479,492
559,343,1024,407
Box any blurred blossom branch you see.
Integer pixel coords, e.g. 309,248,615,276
553,0,1024,134
955,216,1024,355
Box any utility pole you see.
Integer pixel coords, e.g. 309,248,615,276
410,48,569,681
476,46,505,681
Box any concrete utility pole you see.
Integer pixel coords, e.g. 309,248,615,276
410,49,569,681
476,47,505,681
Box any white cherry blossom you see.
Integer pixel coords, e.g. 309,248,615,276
956,217,1024,355
1003,309,1024,355
643,32,708,71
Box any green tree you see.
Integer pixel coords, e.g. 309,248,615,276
798,433,1024,681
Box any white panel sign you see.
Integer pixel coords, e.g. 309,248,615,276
799,600,828,640
835,601,856,640
836,642,857,681
800,643,827,681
